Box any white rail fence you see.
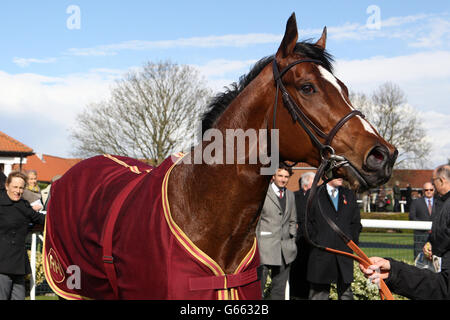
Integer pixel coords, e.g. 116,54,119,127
356,199,408,213
30,232,44,300
362,219,431,230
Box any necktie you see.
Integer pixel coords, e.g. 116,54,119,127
331,188,338,211
427,199,432,215
331,188,336,198
279,189,283,199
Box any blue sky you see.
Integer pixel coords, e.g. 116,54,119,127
0,1,449,168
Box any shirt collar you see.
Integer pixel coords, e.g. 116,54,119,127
271,182,285,194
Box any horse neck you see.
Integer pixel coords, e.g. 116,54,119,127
169,66,275,273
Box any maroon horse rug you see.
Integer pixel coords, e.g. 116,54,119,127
43,154,260,300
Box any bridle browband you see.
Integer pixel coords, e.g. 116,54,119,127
272,58,394,300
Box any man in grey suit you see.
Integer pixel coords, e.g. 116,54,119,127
256,163,297,300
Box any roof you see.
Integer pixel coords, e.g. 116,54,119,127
13,154,82,183
0,131,33,155
286,165,434,192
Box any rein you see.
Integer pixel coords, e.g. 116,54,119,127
272,59,394,300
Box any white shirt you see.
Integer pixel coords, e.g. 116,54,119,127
271,183,285,198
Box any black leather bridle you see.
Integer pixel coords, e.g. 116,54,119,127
272,58,367,184
271,58,394,300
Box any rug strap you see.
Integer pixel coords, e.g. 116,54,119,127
101,171,148,299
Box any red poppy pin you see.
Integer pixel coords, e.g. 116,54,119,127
343,195,347,205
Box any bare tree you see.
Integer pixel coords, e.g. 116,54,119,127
350,82,431,169
70,61,212,165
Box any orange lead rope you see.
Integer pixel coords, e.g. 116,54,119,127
326,241,394,300
304,163,395,301
344,240,394,300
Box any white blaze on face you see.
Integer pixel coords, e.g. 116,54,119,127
317,65,378,136
318,66,344,97
357,115,378,135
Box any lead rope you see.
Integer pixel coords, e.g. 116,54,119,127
303,157,394,300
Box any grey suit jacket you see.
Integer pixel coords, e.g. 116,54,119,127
256,185,297,266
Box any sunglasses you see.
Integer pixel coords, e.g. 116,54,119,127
424,189,434,191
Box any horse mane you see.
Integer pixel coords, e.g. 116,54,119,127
201,40,335,133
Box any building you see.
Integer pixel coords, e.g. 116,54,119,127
1,130,82,184
286,164,434,198
13,153,82,183
286,163,316,191
0,131,34,176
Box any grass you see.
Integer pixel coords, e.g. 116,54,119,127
359,232,415,263
26,295,59,300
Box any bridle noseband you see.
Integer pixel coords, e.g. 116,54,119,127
272,58,394,300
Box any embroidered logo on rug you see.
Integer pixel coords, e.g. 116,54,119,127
47,248,65,283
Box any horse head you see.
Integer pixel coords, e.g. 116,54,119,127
273,13,397,190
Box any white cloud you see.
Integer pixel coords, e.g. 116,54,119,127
299,13,449,48
381,13,432,28
13,57,58,67
13,12,449,71
0,69,122,124
193,59,257,78
60,12,447,60
334,51,450,91
409,17,450,48
421,111,450,168
66,34,283,56
61,13,440,57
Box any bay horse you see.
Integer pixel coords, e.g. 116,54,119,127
43,13,397,300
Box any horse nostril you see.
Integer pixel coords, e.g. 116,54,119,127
366,146,387,170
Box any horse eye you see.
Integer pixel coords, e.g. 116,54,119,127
300,84,315,95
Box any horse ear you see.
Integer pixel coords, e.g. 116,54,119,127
315,26,327,50
276,13,299,59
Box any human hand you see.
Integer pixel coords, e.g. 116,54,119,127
359,257,391,286
32,204,43,211
423,242,432,260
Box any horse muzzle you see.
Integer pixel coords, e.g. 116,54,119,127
362,145,398,188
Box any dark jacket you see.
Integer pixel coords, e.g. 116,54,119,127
386,191,450,299
306,186,362,284
0,171,6,191
409,196,439,221
429,191,450,270
387,259,450,300
0,190,46,275
290,189,311,298
294,189,308,239
393,185,401,200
